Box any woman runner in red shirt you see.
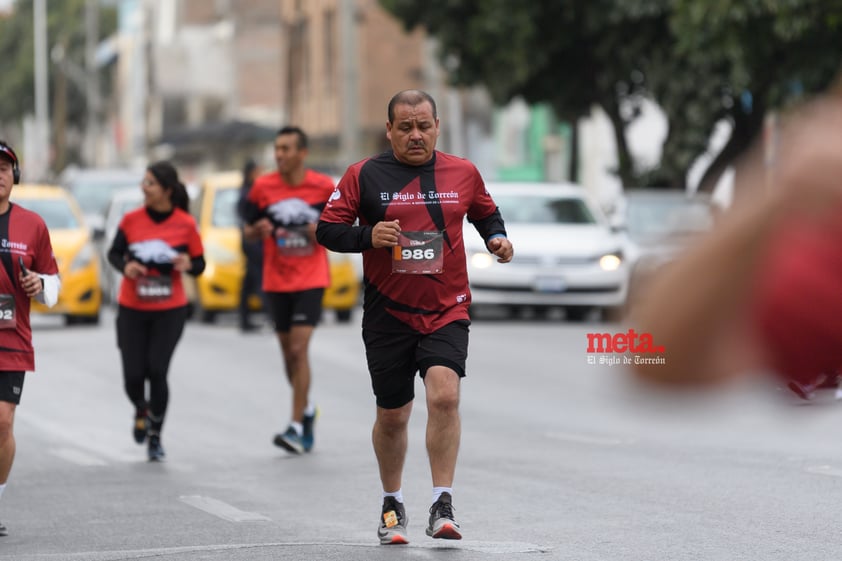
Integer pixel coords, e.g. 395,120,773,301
107,161,205,461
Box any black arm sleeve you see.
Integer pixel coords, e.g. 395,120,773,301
237,189,249,222
316,221,374,253
241,199,263,225
107,229,130,273
188,255,206,277
469,207,507,248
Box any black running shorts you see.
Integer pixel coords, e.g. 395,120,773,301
266,288,325,332
362,320,469,409
0,371,25,405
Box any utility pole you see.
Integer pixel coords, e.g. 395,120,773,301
33,0,49,180
339,0,359,168
85,0,101,166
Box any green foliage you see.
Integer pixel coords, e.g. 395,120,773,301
381,0,842,190
0,0,118,130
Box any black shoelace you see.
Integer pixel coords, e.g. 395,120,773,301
431,500,455,520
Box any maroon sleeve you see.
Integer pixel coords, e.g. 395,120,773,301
320,166,362,225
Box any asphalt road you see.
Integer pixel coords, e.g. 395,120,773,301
3,307,842,560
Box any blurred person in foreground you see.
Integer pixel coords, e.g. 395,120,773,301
0,141,60,535
317,89,514,545
237,158,265,333
241,126,335,455
108,161,205,461
630,88,842,397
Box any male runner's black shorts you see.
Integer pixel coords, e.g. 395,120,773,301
0,371,25,405
362,320,469,409
266,288,325,332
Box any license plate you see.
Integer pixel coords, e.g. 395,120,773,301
533,277,566,293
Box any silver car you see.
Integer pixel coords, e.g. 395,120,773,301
466,182,630,321
620,189,716,310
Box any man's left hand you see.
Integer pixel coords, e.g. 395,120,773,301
20,270,43,298
488,237,513,263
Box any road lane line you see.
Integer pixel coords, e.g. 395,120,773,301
0,540,552,559
179,495,271,522
50,447,108,467
805,465,842,477
17,414,140,463
545,431,635,446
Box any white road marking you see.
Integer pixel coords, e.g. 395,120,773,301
179,495,272,522
50,447,108,467
545,431,635,446
805,465,842,477
0,540,552,559
17,414,137,463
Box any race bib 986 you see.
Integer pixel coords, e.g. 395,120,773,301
392,231,444,274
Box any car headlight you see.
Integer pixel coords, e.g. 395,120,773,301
70,242,95,272
599,252,622,271
469,252,494,269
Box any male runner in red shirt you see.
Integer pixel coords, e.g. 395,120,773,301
318,90,513,545
243,126,335,455
0,141,60,535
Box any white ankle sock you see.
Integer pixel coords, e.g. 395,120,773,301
432,486,452,503
383,489,404,503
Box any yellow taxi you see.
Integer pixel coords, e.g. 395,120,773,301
11,184,102,324
190,171,359,323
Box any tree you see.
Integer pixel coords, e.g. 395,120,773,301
380,0,842,191
0,0,117,170
667,0,842,192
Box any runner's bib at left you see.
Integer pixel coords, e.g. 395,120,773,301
0,294,15,329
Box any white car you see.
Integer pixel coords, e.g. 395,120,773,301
619,189,716,311
60,167,144,238
100,188,144,303
466,182,630,321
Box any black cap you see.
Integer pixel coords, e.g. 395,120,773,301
0,143,17,165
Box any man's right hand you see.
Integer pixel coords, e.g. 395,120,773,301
123,260,148,280
371,220,401,248
244,218,273,241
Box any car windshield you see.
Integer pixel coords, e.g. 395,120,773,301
108,196,143,226
115,197,142,218
17,198,80,230
69,177,139,215
495,194,596,224
212,187,240,228
625,197,713,239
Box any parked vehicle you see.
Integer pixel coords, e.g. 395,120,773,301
619,189,717,311
100,188,144,303
11,184,102,324
466,182,630,321
59,167,142,239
